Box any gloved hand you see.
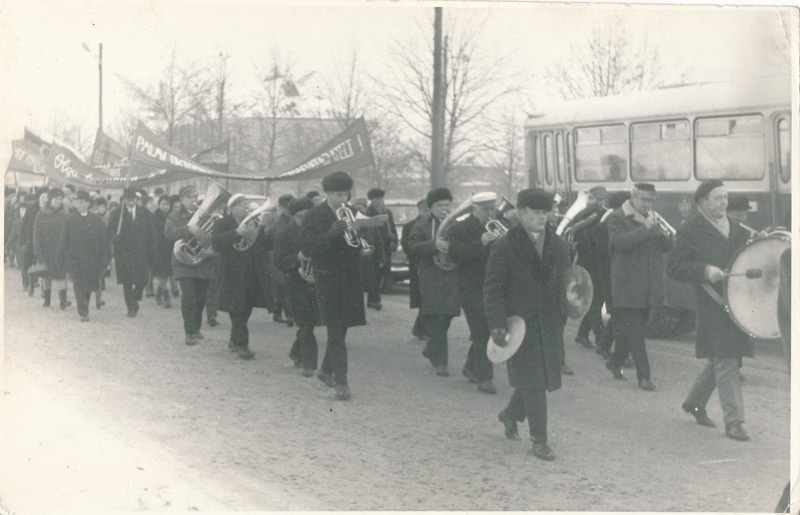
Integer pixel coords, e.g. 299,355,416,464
491,327,508,347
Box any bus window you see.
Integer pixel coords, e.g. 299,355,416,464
778,118,790,183
543,134,554,185
566,132,573,181
695,115,765,180
574,125,627,182
556,132,565,183
631,120,691,181
531,134,540,187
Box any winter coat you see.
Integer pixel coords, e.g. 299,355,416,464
210,214,275,314
401,215,423,309
667,213,752,360
107,205,154,285
19,203,40,271
607,201,673,309
273,220,320,327
300,201,365,328
151,210,173,277
164,207,217,280
407,212,461,317
57,212,109,291
483,224,571,392
33,207,69,280
447,214,492,311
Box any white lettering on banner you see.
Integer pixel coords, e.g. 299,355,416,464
281,137,357,178
53,152,79,179
135,135,168,161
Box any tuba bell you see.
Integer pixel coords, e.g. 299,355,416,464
556,190,591,236
173,182,231,266
232,195,278,251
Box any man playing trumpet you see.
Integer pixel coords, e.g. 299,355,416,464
447,192,499,394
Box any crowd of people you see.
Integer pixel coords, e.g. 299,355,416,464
3,172,791,462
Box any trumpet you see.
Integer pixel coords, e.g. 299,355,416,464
649,210,676,238
232,196,277,251
336,205,374,256
298,252,315,284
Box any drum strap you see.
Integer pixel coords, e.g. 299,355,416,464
701,283,725,307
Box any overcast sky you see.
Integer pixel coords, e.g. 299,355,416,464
0,1,794,173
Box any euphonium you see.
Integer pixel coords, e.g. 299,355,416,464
173,182,231,266
556,190,591,236
232,196,277,251
433,193,493,271
336,205,374,256
648,210,676,238
298,252,315,284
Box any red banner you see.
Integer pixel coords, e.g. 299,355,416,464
7,139,48,175
193,140,230,174
47,142,169,189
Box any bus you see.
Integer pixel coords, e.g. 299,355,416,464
524,76,792,336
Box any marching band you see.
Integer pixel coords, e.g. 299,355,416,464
3,170,792,460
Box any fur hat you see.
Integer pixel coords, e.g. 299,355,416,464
633,183,656,193
694,180,724,204
74,190,91,202
426,187,453,207
278,193,296,208
516,188,553,211
288,198,314,215
321,171,353,193
367,187,385,200
121,187,137,200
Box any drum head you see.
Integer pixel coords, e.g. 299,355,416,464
725,233,790,339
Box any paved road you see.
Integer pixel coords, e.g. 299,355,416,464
1,269,791,511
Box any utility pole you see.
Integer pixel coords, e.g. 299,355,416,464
430,7,446,189
98,43,103,132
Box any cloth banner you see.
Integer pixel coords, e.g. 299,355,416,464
47,142,169,189
193,140,230,173
6,139,49,175
269,117,374,182
90,128,127,166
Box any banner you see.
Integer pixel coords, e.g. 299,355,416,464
269,117,375,182
47,142,169,189
90,128,127,166
7,139,48,175
193,140,230,173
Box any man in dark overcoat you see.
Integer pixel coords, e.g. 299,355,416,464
267,193,296,326
485,188,570,461
366,187,398,296
300,171,365,401
57,190,109,321
20,188,48,296
274,198,320,376
668,180,752,441
107,187,154,317
604,183,673,391
407,187,461,378
401,199,429,339
211,194,276,360
164,185,218,345
448,192,498,394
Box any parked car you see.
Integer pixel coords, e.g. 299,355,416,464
383,199,419,285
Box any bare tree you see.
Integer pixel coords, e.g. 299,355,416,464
374,13,521,187
50,110,93,161
480,109,527,198
547,23,688,101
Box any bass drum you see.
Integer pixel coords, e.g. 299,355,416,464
724,231,791,340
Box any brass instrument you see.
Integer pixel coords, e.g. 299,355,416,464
232,196,277,251
336,205,374,256
433,196,475,271
648,210,676,238
486,196,516,236
298,252,315,284
556,190,591,236
173,182,231,266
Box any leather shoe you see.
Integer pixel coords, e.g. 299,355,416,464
622,358,634,369
185,334,198,346
127,310,137,318
596,346,611,360
605,360,625,380
462,366,478,384
477,380,497,394
317,371,336,388
193,330,205,340
638,378,656,391
207,317,219,327
498,410,520,440
575,336,594,349
561,364,574,376
532,442,555,461
725,422,750,442
335,384,351,401
235,346,255,360
367,301,382,311
80,315,89,322
435,365,449,377
682,402,716,428
228,340,237,352
422,348,437,367
286,317,295,328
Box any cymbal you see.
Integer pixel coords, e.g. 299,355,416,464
487,316,526,364
562,265,594,320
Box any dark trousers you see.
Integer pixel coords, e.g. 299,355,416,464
424,315,453,367
290,326,318,370
321,326,348,385
206,272,218,321
229,305,253,347
73,285,91,317
275,283,292,319
463,301,493,381
577,292,605,341
366,256,382,304
412,312,426,338
505,387,548,442
598,316,615,353
122,283,144,313
609,307,651,381
178,277,208,335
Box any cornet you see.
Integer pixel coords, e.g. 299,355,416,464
648,210,676,238
336,205,374,256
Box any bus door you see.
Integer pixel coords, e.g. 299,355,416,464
539,131,559,197
772,112,791,227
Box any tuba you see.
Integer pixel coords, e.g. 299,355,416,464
173,182,231,266
232,196,277,251
336,205,374,256
556,190,591,236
